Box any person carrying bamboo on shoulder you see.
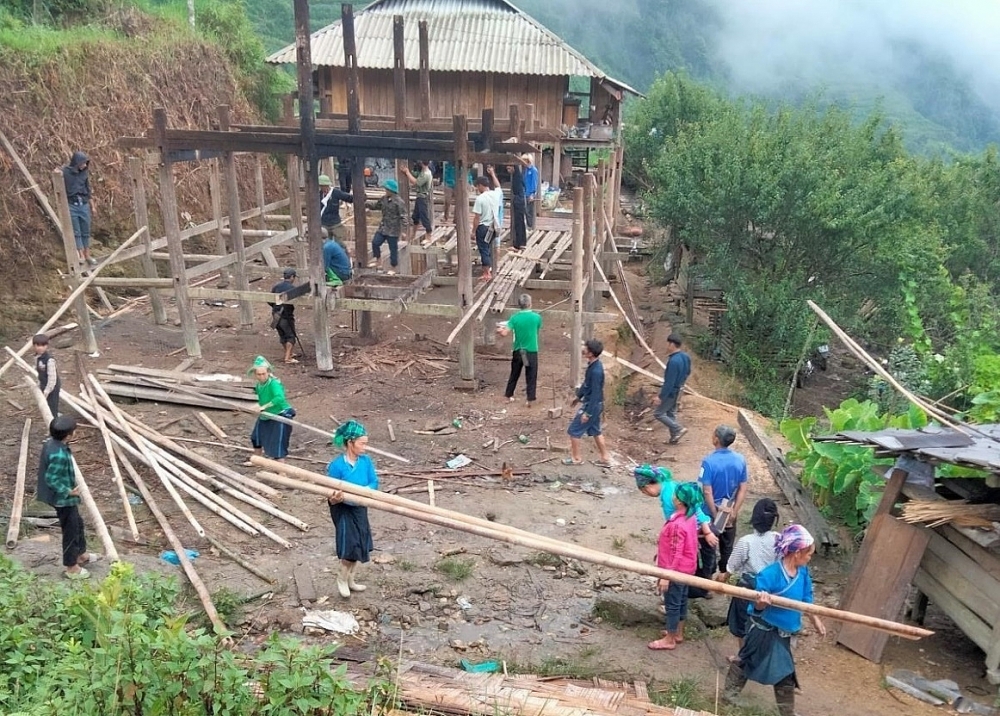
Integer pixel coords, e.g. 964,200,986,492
326,420,379,598
247,356,295,464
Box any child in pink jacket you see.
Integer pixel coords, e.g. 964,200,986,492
648,481,703,650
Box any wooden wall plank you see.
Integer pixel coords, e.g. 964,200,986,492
836,514,930,662
913,567,992,651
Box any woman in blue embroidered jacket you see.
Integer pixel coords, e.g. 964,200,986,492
723,524,826,716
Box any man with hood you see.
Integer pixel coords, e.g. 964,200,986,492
319,174,353,251
63,151,95,266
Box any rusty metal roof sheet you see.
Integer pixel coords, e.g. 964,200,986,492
267,0,638,92
815,426,1000,473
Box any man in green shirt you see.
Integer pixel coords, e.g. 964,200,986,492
498,293,542,405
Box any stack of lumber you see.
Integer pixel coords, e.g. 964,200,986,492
98,364,257,408
480,230,564,318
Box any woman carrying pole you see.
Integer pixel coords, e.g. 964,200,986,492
326,420,378,598
248,356,295,463
723,524,827,716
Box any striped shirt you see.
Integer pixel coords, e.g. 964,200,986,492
725,530,779,576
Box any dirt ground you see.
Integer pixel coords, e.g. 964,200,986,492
1,257,996,715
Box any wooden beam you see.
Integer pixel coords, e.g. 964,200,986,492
187,287,285,303
185,228,298,280
393,14,410,216
208,158,230,286
287,155,307,271
333,298,462,317
154,109,200,358
418,20,431,122
570,186,584,386
129,156,168,324
583,173,596,339
88,277,173,288
455,115,474,383
218,105,254,330
0,130,61,231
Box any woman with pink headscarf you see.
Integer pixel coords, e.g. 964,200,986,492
722,524,826,716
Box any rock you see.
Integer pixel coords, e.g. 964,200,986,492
487,547,526,566
449,639,468,651
418,601,433,613
371,553,395,564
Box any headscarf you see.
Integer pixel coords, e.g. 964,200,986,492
634,464,671,489
750,498,779,534
247,355,272,376
333,419,367,448
775,524,814,557
674,481,704,518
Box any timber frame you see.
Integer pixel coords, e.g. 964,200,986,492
70,2,629,387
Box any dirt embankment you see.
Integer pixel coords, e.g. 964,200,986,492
0,21,285,338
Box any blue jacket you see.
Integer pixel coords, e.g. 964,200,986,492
660,350,691,400
523,164,539,198
576,358,605,417
323,239,352,281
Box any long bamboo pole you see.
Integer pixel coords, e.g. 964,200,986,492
80,370,140,542
88,378,205,538
614,356,742,412
204,533,275,584
115,449,225,633
139,376,411,464
17,371,119,561
5,419,32,549
253,457,933,640
0,226,146,383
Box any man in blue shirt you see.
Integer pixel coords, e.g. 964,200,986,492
322,238,352,286
522,153,540,230
565,339,613,468
656,333,691,444
699,425,749,571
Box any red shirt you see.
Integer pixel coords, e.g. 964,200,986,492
656,510,699,575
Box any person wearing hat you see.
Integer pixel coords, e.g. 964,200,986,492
371,179,406,274
37,416,101,579
319,174,353,251
248,356,295,462
522,153,539,230
402,160,434,244
326,420,379,598
269,268,300,364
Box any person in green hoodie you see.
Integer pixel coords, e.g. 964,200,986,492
37,416,100,579
248,356,295,461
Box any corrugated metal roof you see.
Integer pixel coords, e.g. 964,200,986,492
814,426,1000,474
267,0,631,87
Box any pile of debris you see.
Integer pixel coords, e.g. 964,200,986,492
339,346,453,377
97,363,257,409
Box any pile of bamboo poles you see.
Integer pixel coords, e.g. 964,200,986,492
97,364,257,409
4,348,306,632
251,456,934,641
900,499,1000,529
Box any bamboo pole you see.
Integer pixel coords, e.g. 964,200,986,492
140,376,411,464
0,226,145,383
204,533,276,584
0,130,61,230
806,301,962,430
81,376,140,542
115,449,225,633
253,458,933,640
5,419,32,549
88,377,205,538
613,355,741,412
17,370,118,561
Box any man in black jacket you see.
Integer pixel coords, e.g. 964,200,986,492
320,174,353,251
63,151,95,266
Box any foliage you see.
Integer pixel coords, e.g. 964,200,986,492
435,557,474,581
0,557,385,715
780,399,928,526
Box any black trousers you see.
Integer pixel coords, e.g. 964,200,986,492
45,384,61,418
511,194,528,249
719,524,737,573
504,350,538,402
56,504,86,568
688,533,718,598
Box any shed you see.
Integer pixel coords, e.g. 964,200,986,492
266,0,639,188
814,427,1000,688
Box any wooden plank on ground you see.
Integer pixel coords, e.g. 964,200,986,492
195,411,229,441
293,565,317,604
736,409,839,550
836,514,930,662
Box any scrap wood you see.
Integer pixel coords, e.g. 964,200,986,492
195,411,229,440
4,419,31,549
0,129,61,230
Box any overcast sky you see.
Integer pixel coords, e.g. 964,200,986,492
706,0,1000,111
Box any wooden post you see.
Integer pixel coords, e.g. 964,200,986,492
393,15,411,228
570,187,584,386
583,173,596,339
207,159,230,287
287,154,308,270
5,418,31,549
418,20,431,122
525,103,535,133
344,3,373,340
50,170,97,353
480,108,494,152
217,106,254,331
297,0,334,370
551,140,561,189
454,115,475,385
254,155,279,268
153,109,200,358
612,142,624,230
127,157,168,324
508,104,521,139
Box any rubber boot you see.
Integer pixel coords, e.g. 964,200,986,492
336,564,351,598
774,681,796,716
347,562,367,592
722,663,747,704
